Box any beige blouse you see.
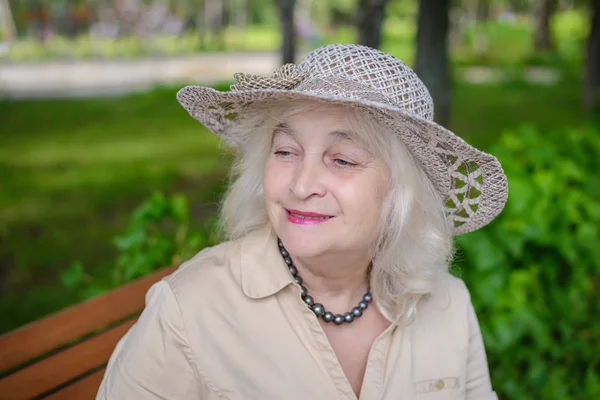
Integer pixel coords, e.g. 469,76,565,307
97,226,497,400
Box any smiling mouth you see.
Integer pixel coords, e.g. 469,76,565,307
285,209,334,221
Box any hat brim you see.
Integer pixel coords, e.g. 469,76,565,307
176,85,508,236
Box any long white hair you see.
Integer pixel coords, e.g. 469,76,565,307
220,99,454,325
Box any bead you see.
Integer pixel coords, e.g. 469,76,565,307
311,303,325,317
277,237,372,326
303,295,314,306
323,312,334,322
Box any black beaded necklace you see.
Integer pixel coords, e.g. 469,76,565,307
277,238,372,325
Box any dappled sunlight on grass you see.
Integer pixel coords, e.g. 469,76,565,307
1,132,221,167
452,77,587,149
0,159,222,219
0,88,229,230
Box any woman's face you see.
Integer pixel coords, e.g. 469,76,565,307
263,105,390,259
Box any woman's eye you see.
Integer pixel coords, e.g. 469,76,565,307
334,158,357,167
274,150,293,157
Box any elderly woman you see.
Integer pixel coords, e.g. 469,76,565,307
98,44,507,399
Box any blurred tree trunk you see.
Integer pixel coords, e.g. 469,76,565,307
111,0,137,36
449,0,467,49
477,0,490,22
470,0,488,54
534,0,557,51
584,0,600,111
63,0,77,38
218,0,228,50
189,0,206,49
0,0,17,41
234,0,248,28
204,0,222,49
415,0,452,128
357,0,389,49
277,0,296,64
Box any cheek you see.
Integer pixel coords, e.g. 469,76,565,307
336,174,388,221
263,160,288,201
371,166,391,205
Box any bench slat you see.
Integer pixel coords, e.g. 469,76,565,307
0,319,134,400
43,368,106,400
0,265,176,373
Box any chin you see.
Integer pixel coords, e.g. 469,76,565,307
275,225,330,259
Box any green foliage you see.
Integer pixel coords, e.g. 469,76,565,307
112,191,216,284
457,18,533,66
452,8,588,69
60,192,220,299
455,124,600,399
552,9,590,62
506,0,535,13
552,9,590,43
248,0,279,25
386,0,418,20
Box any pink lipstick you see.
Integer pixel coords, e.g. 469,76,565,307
285,209,333,225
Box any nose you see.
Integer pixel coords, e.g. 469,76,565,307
290,157,327,199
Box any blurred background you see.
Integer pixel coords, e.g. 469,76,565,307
0,0,599,398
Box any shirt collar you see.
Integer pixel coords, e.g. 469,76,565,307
240,224,294,299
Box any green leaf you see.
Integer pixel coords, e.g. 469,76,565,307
171,194,190,222
60,261,85,289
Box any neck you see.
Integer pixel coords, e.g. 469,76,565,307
291,250,371,313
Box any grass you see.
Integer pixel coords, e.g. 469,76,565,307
0,71,590,334
0,85,232,332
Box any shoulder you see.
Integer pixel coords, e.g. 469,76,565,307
426,273,471,309
413,274,473,335
163,238,243,307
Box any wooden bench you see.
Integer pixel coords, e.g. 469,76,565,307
0,265,177,400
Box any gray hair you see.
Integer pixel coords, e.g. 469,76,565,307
220,99,454,325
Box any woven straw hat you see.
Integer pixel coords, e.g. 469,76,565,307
177,44,508,235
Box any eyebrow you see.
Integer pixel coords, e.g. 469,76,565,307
273,122,295,138
328,129,356,143
273,122,358,144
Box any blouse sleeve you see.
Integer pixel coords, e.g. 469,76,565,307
96,280,202,399
465,301,498,400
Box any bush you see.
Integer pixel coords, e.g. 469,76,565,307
455,124,600,399
553,9,589,63
61,192,219,299
553,9,590,44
